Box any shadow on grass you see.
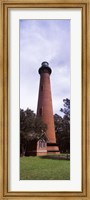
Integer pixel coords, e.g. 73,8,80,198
40,155,70,160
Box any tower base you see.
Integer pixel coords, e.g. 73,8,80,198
47,143,60,155
36,142,60,156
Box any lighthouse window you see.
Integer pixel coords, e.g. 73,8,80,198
40,108,43,116
41,85,43,91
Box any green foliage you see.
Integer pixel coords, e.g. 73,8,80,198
54,98,70,153
60,98,70,120
20,156,70,180
20,98,70,156
20,108,47,156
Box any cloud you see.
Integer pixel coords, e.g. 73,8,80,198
20,19,70,116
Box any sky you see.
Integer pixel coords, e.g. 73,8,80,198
20,19,70,116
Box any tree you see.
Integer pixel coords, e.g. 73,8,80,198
60,98,70,152
20,108,47,156
54,114,63,152
60,98,70,120
54,98,70,153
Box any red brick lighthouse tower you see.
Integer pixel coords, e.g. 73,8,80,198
37,61,59,155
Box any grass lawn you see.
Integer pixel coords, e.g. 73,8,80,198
20,156,70,180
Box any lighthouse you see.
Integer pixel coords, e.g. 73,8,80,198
37,61,59,155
